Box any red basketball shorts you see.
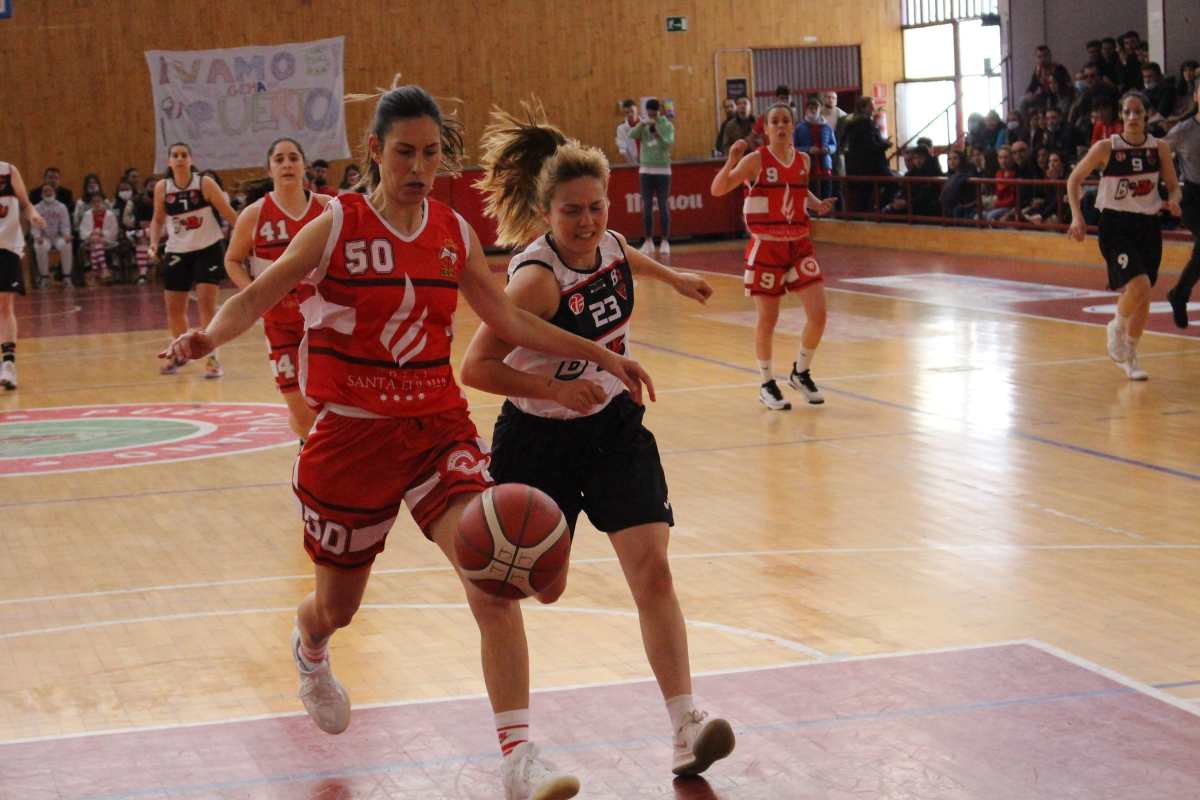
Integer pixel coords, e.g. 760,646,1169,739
263,316,304,394
292,406,494,568
743,237,822,297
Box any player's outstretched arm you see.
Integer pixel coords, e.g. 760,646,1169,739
460,265,608,415
459,225,655,404
161,211,332,363
612,231,712,303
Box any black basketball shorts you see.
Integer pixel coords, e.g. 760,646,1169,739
1098,209,1162,291
0,249,25,295
488,392,675,535
163,240,226,292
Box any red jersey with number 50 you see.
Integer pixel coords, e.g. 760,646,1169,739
251,191,325,327
743,146,811,240
299,192,471,418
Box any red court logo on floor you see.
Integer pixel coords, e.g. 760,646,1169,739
0,403,296,476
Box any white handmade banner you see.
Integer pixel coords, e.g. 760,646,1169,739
146,37,350,173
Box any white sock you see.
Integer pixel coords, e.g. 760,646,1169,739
794,347,815,374
757,361,773,382
495,708,530,757
665,694,696,732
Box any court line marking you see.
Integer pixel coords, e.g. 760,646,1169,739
4,541,1198,609
2,639,1193,752
631,338,1200,482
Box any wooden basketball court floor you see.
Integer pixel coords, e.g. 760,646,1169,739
2,239,1200,798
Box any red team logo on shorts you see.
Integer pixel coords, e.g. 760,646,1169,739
447,448,491,478
569,293,585,315
800,257,820,276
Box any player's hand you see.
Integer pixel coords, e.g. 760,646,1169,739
1067,218,1086,242
148,246,161,264
728,139,748,162
1164,199,1182,217
674,272,713,304
814,198,837,216
28,209,46,230
598,352,655,405
551,378,607,415
159,328,216,364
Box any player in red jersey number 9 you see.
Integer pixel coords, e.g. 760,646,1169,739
161,81,652,800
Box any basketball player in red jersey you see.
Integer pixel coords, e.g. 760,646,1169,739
461,103,734,787
162,82,652,800
223,138,327,440
711,103,836,410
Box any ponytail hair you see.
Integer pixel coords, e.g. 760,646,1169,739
475,99,610,248
347,75,465,191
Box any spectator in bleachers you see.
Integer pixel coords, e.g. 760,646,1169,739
752,85,794,145
985,145,1019,222
884,145,941,218
1021,151,1068,225
843,95,893,212
983,110,1007,148
717,97,755,157
1098,37,1122,87
1010,141,1040,210
31,184,72,288
1084,40,1102,69
1089,97,1122,144
1043,107,1078,164
122,167,140,189
111,179,137,282
1140,63,1176,120
1024,45,1073,112
615,99,640,165
795,97,836,198
941,149,977,219
1117,31,1144,91
1043,72,1075,118
1069,64,1118,140
965,113,990,155
78,192,119,284
1170,61,1199,120
123,176,155,285
820,91,849,179
339,164,363,192
713,98,736,155
1004,109,1028,144
42,167,74,212
1035,146,1050,176
72,173,105,230
308,159,336,196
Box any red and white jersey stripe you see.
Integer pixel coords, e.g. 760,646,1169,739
743,146,811,240
251,191,325,327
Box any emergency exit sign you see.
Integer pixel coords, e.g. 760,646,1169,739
666,16,687,31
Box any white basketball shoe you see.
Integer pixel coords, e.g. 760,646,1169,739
0,361,16,390
501,742,580,800
290,627,351,734
672,709,735,776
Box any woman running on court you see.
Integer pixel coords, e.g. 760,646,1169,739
710,102,836,410
163,82,653,800
150,141,239,378
223,137,328,440
461,102,735,784
1067,91,1182,380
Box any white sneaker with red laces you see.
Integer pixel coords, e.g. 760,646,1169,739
673,709,735,776
501,742,579,800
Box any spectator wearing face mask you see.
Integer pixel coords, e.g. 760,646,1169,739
794,98,836,199
1140,63,1176,121
1004,109,1028,144
31,184,73,288
1069,64,1118,141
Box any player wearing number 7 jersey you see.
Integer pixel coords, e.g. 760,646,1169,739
161,81,653,800
1067,91,1182,380
224,138,329,440
711,103,836,410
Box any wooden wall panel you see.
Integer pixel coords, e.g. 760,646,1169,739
0,0,901,195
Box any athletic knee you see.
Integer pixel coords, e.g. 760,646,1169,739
467,587,519,627
628,558,675,606
315,599,360,631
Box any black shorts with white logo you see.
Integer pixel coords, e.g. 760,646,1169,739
0,249,24,295
488,392,674,535
1098,209,1162,290
163,240,226,292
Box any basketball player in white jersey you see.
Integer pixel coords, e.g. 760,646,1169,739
1067,92,1182,380
463,104,734,796
150,142,238,378
0,160,46,390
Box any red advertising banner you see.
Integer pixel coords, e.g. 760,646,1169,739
437,160,741,250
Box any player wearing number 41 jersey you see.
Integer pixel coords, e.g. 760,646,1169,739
224,137,330,440
162,82,652,800
1068,91,1182,381
711,102,836,410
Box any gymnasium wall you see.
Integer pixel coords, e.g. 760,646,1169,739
0,0,902,196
